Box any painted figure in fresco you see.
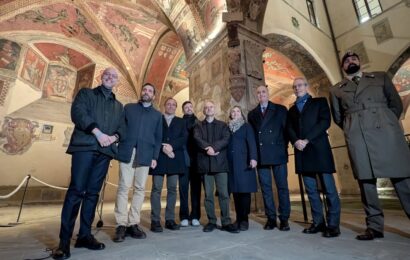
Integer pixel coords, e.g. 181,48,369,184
113,83,162,242
248,85,291,232
248,0,263,21
0,117,38,155
329,51,410,241
0,39,21,71
52,68,125,260
287,77,341,238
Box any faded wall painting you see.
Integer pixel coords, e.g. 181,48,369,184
171,54,188,80
73,64,95,100
393,58,410,118
20,48,47,90
0,117,39,155
0,39,21,71
176,12,201,58
263,48,303,108
34,43,92,69
43,65,76,101
198,0,226,34
3,3,122,67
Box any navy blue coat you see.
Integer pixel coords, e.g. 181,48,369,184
248,101,289,166
287,97,336,174
116,102,162,166
227,123,258,193
151,116,188,175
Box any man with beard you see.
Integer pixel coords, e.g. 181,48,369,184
329,51,410,240
179,101,202,227
113,83,162,242
52,68,125,259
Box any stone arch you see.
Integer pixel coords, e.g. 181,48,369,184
264,33,334,101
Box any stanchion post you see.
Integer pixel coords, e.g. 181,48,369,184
15,174,31,224
298,174,308,223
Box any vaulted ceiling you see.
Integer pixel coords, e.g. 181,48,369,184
0,0,227,99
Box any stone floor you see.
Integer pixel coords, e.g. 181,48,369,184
0,199,409,260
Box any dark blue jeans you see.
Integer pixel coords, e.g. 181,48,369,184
302,173,341,228
258,164,290,222
59,151,111,241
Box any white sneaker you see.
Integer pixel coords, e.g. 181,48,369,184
191,219,200,226
180,219,189,227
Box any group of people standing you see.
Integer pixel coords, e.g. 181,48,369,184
51,51,410,260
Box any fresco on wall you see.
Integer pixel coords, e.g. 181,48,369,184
162,80,188,101
145,32,182,104
171,54,188,80
0,39,21,71
156,0,180,15
176,11,201,58
73,64,95,101
88,1,164,75
2,3,122,67
20,48,47,90
0,78,11,107
0,117,39,155
43,65,76,101
197,0,226,35
393,58,410,117
34,43,92,69
263,48,304,108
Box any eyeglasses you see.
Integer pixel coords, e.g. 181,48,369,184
293,83,307,88
102,73,118,79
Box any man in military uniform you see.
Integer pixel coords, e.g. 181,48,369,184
329,51,410,240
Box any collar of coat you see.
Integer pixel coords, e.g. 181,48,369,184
337,72,375,88
94,85,116,100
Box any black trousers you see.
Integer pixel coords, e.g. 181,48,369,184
60,151,110,241
233,192,251,222
179,167,202,220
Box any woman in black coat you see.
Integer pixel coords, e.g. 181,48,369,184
227,106,258,231
287,77,341,238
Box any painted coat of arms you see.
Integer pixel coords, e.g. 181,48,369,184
0,117,38,155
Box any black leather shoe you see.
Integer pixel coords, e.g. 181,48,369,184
264,219,277,230
150,221,163,233
165,220,180,230
113,225,126,242
239,221,249,231
356,228,384,240
221,223,240,233
303,223,326,234
323,226,341,238
74,235,105,250
127,224,147,239
52,240,70,260
203,223,217,232
279,220,290,231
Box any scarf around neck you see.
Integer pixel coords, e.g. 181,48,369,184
229,117,245,133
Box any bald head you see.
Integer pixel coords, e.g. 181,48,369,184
101,67,119,89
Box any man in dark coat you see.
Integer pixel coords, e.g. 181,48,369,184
248,85,291,231
53,68,125,260
287,77,341,238
150,98,187,232
193,100,239,233
113,83,162,242
179,101,201,227
329,51,410,240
